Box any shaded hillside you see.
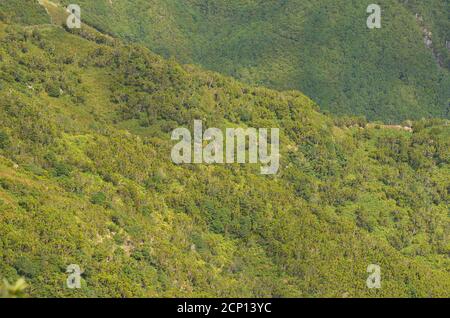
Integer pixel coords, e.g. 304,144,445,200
48,0,450,123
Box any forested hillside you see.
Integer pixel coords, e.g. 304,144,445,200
50,0,450,123
0,0,49,25
0,5,449,297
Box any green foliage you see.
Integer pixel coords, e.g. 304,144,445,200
0,15,448,298
90,191,107,206
0,130,10,149
0,278,28,298
14,256,41,278
59,0,450,122
46,82,61,98
53,162,71,177
401,0,450,69
0,0,50,25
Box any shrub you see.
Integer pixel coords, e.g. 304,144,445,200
91,192,107,206
14,256,40,278
46,82,61,98
53,162,72,177
0,131,11,149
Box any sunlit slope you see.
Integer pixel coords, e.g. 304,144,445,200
0,0,50,25
0,17,449,297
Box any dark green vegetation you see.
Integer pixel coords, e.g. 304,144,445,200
53,0,450,123
0,5,449,297
401,0,450,68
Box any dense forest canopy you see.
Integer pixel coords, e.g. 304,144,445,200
0,0,448,297
51,0,450,123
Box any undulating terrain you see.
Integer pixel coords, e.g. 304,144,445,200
54,0,450,122
0,0,448,297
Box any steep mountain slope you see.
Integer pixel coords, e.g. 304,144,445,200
0,10,449,297
401,0,450,68
51,0,450,123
